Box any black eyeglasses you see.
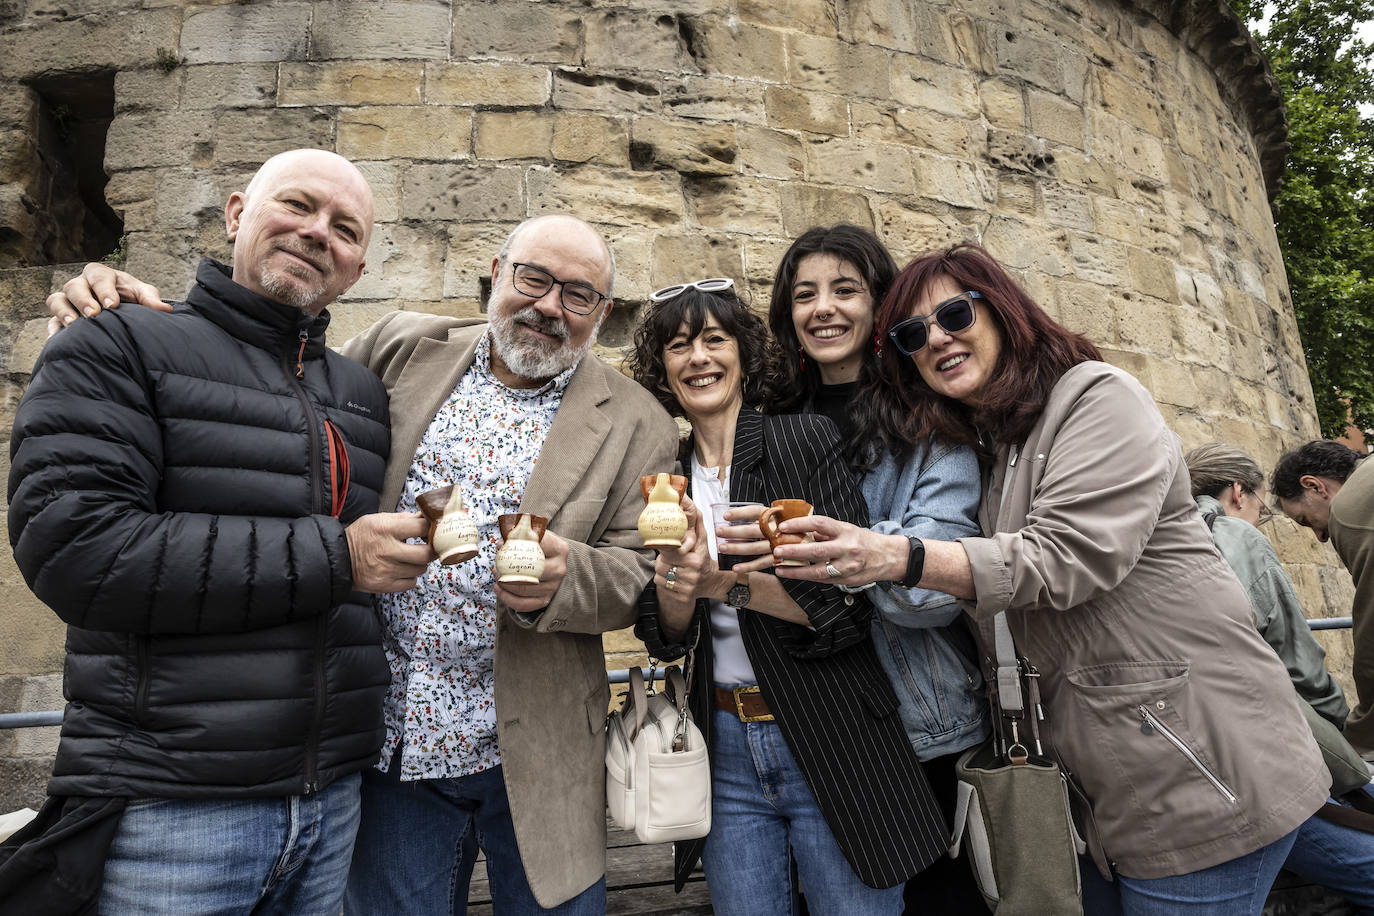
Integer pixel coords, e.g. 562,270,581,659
887,291,984,355
509,262,609,316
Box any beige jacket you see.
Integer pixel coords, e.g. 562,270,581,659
342,313,679,906
960,361,1326,879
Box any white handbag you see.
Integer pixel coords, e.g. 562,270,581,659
605,663,711,844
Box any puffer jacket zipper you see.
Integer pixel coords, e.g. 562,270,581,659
282,327,326,795
1136,705,1237,803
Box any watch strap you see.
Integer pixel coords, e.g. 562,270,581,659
900,536,926,587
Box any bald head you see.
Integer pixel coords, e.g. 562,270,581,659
497,215,615,296
225,149,374,315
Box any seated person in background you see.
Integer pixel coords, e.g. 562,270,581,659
1185,442,1349,727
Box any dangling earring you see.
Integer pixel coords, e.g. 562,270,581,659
872,330,883,356
798,346,806,372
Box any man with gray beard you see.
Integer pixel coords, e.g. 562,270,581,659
46,214,681,912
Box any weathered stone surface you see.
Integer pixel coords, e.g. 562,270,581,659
527,166,683,227
338,106,472,161
890,54,980,118
765,86,849,137
631,117,735,176
736,125,805,180
347,222,449,301
2,8,178,77
425,62,550,107
779,184,873,235
738,0,836,33
806,138,915,194
683,15,786,82
687,176,783,235
787,32,890,99
553,114,630,166
181,64,277,109
840,0,956,61
474,111,553,160
850,102,983,157
650,233,742,290
399,163,523,223
662,76,766,124
279,61,424,106
181,3,310,64
311,0,451,60
552,69,662,116
585,9,691,73
213,108,334,166
451,1,581,64
441,222,512,302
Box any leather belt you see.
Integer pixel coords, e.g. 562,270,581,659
713,685,774,723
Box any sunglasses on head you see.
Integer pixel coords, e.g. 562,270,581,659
886,291,984,355
649,278,735,303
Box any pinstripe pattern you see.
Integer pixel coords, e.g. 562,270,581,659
640,408,948,891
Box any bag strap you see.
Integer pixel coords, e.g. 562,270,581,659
1313,795,1374,834
663,666,693,752
625,666,650,741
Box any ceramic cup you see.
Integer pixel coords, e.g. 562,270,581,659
637,473,689,548
758,498,815,567
417,485,480,565
494,513,548,584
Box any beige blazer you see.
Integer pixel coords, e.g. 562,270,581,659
342,312,679,907
961,361,1326,879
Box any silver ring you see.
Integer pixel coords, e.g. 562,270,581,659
665,567,677,590
825,563,842,579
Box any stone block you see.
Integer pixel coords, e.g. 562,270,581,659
338,106,472,161
1028,90,1085,148
1147,357,1201,410
982,216,1070,276
1171,304,1232,369
649,234,742,290
105,112,214,171
585,9,691,72
991,27,1061,92
441,222,510,302
683,16,786,82
113,69,182,113
347,222,448,301
425,62,550,107
180,63,277,109
891,54,979,118
474,111,553,160
181,3,310,64
311,0,451,60
779,184,872,236
995,174,1037,215
736,125,804,180
599,227,652,301
152,168,230,230
1065,231,1128,287
742,235,792,290
738,0,836,33
850,102,983,158
687,176,783,235
786,32,889,99
876,202,970,261
840,0,956,60
552,114,629,166
1114,294,1175,357
805,138,914,194
1098,69,1163,137
1054,278,1117,345
6,318,48,376
15,674,61,757
0,758,51,814
527,166,683,227
2,8,179,78
765,86,849,137
1127,247,1177,302
662,76,766,125
213,108,334,166
1052,149,1114,194
354,160,402,223
452,1,581,65
399,163,523,223
630,117,735,176
979,77,1024,130
1041,184,1093,232
553,70,662,116
278,61,424,106
912,152,990,210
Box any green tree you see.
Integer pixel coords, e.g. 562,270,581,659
1230,0,1374,437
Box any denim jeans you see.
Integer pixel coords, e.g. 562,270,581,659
343,759,605,916
1080,826,1300,916
699,708,904,916
98,772,360,916
1283,786,1374,914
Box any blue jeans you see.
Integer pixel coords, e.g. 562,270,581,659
98,772,360,916
344,759,605,916
700,708,904,916
1080,827,1300,916
1283,786,1374,914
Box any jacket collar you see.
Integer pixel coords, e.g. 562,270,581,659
731,406,765,473
184,258,331,359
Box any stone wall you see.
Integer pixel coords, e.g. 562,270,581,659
0,0,1356,810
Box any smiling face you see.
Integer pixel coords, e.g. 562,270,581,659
663,318,743,424
907,274,1003,406
790,253,875,385
226,150,373,316
486,215,614,388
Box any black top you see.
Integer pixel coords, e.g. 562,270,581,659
811,381,860,441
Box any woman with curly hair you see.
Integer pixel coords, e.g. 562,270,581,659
627,278,948,915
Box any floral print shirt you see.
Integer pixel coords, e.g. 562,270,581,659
377,332,575,780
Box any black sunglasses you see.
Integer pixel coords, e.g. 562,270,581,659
887,291,984,355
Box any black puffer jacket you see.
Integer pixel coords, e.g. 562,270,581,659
8,259,391,798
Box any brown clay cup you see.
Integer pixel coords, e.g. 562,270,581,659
758,499,813,567
497,513,548,542
639,473,688,503
417,485,480,565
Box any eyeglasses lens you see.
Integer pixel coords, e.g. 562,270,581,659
891,295,976,354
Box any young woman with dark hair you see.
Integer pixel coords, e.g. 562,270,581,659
627,280,949,916
772,242,1331,915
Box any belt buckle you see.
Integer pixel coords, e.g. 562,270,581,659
732,685,771,723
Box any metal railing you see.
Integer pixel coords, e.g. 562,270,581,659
0,617,1355,731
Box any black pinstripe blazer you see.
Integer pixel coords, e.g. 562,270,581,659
636,408,948,890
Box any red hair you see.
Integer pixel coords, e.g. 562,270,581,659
869,243,1100,451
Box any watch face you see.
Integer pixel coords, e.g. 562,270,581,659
726,583,751,608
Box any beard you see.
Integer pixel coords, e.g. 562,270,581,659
259,242,331,312
489,304,602,382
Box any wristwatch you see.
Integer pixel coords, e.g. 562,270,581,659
725,570,751,609
900,537,926,587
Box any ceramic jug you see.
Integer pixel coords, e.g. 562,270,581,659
495,513,547,584
418,485,480,565
637,473,689,548
758,499,815,567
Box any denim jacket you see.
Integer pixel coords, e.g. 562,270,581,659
861,438,989,760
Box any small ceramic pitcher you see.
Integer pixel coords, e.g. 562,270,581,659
637,473,689,548
495,513,548,584
417,485,480,565
758,498,815,567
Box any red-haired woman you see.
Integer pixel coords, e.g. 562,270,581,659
770,243,1330,914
